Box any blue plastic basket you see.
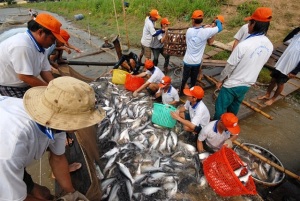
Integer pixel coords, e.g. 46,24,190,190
152,103,177,128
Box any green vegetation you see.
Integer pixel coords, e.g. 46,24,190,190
257,67,272,83
21,0,222,46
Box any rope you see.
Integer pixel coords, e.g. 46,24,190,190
112,0,121,37
121,0,130,48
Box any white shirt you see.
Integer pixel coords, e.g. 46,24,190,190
275,34,300,75
0,96,66,201
234,24,249,42
183,26,218,65
146,67,165,84
151,32,163,49
141,17,157,47
224,34,273,88
184,100,210,128
198,120,235,152
0,32,51,87
157,85,179,105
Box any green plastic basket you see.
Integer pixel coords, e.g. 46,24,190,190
152,103,177,128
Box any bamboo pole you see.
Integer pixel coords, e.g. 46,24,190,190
204,74,274,120
233,140,300,181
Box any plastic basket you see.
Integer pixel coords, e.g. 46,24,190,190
112,69,129,85
203,146,257,197
151,103,177,128
125,74,145,91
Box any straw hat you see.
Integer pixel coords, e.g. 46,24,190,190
122,45,130,55
23,76,105,131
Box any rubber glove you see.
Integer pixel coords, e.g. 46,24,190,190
57,191,89,201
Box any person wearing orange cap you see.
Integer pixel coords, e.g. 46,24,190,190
180,10,223,95
0,13,65,98
151,17,171,74
133,59,165,97
214,7,273,120
48,29,81,69
197,112,240,153
155,76,179,106
139,9,163,62
171,86,210,138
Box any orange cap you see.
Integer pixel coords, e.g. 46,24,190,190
150,9,161,19
191,10,204,19
221,113,240,134
144,60,154,69
159,76,171,88
34,13,65,43
60,29,70,43
161,18,170,25
244,7,272,22
216,15,225,23
183,86,204,99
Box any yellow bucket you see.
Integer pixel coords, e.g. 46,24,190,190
112,69,129,84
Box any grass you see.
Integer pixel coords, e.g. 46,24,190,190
20,0,223,47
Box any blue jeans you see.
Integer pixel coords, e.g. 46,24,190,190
180,63,200,94
214,86,250,120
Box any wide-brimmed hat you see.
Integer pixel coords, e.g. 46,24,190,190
244,7,272,22
221,113,240,134
23,76,105,131
122,45,130,55
183,86,204,99
34,13,65,43
159,76,171,88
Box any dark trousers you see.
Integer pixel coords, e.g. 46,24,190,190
24,169,35,193
180,63,200,94
152,47,170,68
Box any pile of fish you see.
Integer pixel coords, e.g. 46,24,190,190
234,143,285,186
90,78,207,200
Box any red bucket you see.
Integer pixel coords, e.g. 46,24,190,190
203,147,257,197
125,74,145,91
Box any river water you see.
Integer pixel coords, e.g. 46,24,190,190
1,7,300,200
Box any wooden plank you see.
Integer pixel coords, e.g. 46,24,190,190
281,82,298,96
212,40,232,51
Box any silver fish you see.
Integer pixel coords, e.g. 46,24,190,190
116,162,134,184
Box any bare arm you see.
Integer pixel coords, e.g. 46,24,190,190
197,140,205,152
40,71,54,84
170,111,196,131
49,151,75,193
232,39,239,50
18,74,48,87
207,35,215,45
135,81,150,93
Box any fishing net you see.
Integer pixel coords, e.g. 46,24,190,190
203,146,257,197
163,28,187,57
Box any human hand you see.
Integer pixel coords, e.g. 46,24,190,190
133,91,138,97
223,139,233,148
216,81,223,90
288,73,296,79
57,191,89,201
170,111,179,120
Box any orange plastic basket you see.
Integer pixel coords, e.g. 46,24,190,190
203,146,257,197
124,74,145,91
